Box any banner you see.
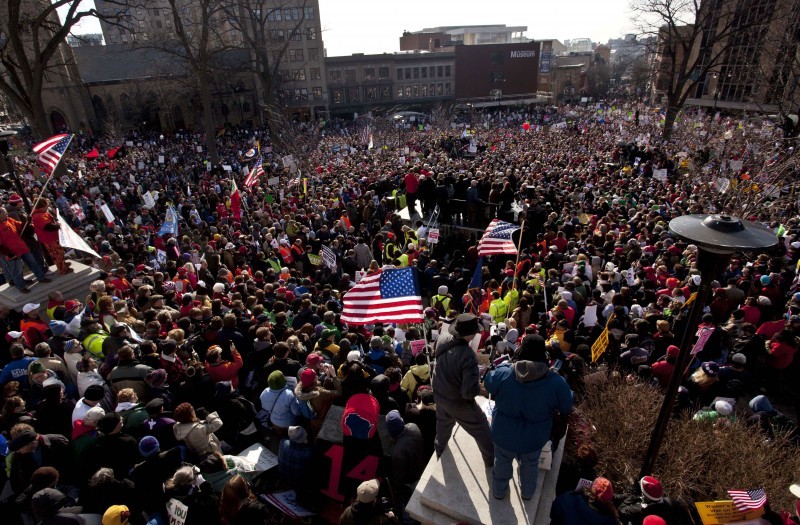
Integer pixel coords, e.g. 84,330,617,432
158,206,179,237
321,245,337,270
57,210,101,258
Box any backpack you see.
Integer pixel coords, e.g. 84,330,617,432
410,371,430,401
431,295,448,317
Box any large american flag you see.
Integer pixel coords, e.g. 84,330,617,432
477,219,521,255
244,157,264,188
341,267,423,325
32,134,73,175
727,488,767,512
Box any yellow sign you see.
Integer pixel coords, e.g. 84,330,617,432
694,500,764,525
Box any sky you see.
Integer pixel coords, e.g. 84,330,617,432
63,0,638,55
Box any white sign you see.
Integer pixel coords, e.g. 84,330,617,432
222,165,232,172
125,141,134,147
100,203,115,223
268,176,280,186
262,491,314,518
653,169,668,183
427,228,440,244
166,498,189,525
143,192,156,209
583,305,598,327
138,161,144,170
196,146,203,153
57,210,100,258
236,443,279,472
158,155,165,164
89,186,101,196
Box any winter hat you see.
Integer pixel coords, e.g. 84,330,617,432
288,425,307,444
347,350,361,363
385,410,405,438
320,329,336,342
731,353,747,365
31,488,67,518
48,321,67,336
639,476,663,501
643,517,666,525
356,479,380,503
145,369,168,387
300,368,317,388
84,406,106,426
591,477,614,503
701,362,719,376
515,335,549,363
145,398,164,415
437,285,448,295
215,381,233,397
306,353,322,367
63,340,79,353
749,395,775,415
97,412,121,434
666,345,680,359
369,336,383,348
103,505,131,525
138,436,160,458
760,275,771,285
714,400,733,416
268,370,287,390
84,384,105,402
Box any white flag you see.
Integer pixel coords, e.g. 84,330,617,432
57,210,101,258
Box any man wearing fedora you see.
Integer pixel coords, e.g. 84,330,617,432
432,313,494,467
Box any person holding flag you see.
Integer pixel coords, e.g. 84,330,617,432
31,198,72,275
230,179,243,223
0,206,51,293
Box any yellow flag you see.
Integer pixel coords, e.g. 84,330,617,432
681,291,697,310
591,314,614,363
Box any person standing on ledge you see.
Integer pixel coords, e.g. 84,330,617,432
0,206,51,293
432,313,494,467
32,199,72,275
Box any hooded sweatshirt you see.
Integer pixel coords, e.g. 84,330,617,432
484,360,574,453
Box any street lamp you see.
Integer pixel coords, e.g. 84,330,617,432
639,214,777,479
0,129,32,214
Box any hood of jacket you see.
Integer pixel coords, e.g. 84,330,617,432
368,348,386,361
749,394,776,415
408,364,430,380
172,421,196,441
512,360,550,383
294,383,320,402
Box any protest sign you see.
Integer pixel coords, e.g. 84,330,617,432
410,339,426,356
143,192,156,209
166,499,189,525
100,203,115,223
694,500,763,525
268,176,280,186
262,491,314,518
427,228,440,244
237,443,278,472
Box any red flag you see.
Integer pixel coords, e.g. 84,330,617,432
230,179,242,220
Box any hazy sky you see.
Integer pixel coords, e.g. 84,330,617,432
64,0,638,56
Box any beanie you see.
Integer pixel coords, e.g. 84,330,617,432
347,350,361,363
385,410,405,438
48,321,67,336
138,436,160,458
300,368,317,389
640,475,663,501
268,370,286,390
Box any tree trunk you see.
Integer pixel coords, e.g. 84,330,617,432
30,99,52,140
198,78,219,163
662,102,679,142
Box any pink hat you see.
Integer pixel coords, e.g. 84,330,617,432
300,368,317,388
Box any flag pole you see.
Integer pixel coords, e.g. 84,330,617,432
512,219,525,290
21,134,74,235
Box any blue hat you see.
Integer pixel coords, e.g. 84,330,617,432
49,320,68,336
0,434,8,456
138,436,160,458
760,275,771,285
385,410,405,438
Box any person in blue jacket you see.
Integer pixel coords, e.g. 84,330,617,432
484,334,573,500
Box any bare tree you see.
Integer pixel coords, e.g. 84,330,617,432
632,0,781,141
0,0,110,137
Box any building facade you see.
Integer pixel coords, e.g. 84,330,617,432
454,42,540,100
400,25,528,51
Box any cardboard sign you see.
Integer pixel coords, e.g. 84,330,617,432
410,339,426,356
166,498,189,525
143,192,156,209
427,228,440,244
237,443,279,472
158,155,165,164
694,500,764,525
268,176,280,186
196,146,203,153
691,326,715,355
100,203,115,223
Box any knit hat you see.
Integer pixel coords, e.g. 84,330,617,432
714,400,733,416
306,353,322,367
666,345,680,359
288,425,307,444
639,476,663,501
701,361,719,376
438,285,448,295
731,353,747,365
84,384,105,402
268,370,287,390
369,336,383,348
643,517,666,525
760,275,771,285
356,479,380,503
591,477,614,503
215,381,233,397
385,410,405,438
138,436,160,458
145,369,168,387
49,320,67,336
63,340,79,353
84,406,106,426
320,329,335,341
515,335,549,363
300,368,317,388
347,350,361,363
103,505,131,525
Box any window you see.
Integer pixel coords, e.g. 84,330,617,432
290,29,302,41
300,88,308,100
292,68,306,81
333,89,344,104
110,34,118,43
280,70,289,81
330,70,341,83
291,8,300,20
396,68,402,80
437,83,443,95
306,27,317,40
381,86,391,99
139,20,145,28
345,70,356,83
289,49,304,62
366,87,377,100
165,19,172,28
267,9,281,21
437,66,444,77
363,67,375,80
283,8,292,20
308,48,319,61
404,86,412,97
445,83,451,95
421,84,428,97
310,67,321,80
151,8,159,16
429,66,435,77
154,20,162,29
121,34,128,43
430,83,435,95
413,67,419,79
396,86,404,98
405,68,412,80
421,67,427,79
412,85,419,97
445,65,451,77
312,86,323,99
304,7,314,20
379,67,389,80
293,89,302,101
348,88,359,102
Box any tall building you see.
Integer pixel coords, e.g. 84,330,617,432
400,25,528,51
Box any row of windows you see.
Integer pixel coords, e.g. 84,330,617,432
286,48,319,62
268,27,317,42
278,86,324,102
279,68,323,82
267,7,315,21
328,65,452,84
331,83,451,104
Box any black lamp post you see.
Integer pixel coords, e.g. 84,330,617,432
639,214,777,479
0,129,32,214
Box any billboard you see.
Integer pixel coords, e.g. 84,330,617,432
540,51,552,74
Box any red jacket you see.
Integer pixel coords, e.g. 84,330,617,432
32,209,60,245
205,350,244,388
0,217,29,257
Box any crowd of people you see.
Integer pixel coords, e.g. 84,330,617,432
0,99,800,525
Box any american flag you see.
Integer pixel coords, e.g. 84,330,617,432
727,488,767,512
359,125,371,145
32,134,73,175
341,267,423,325
477,219,521,255
244,157,264,188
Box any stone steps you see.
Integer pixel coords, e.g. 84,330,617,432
0,261,102,312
